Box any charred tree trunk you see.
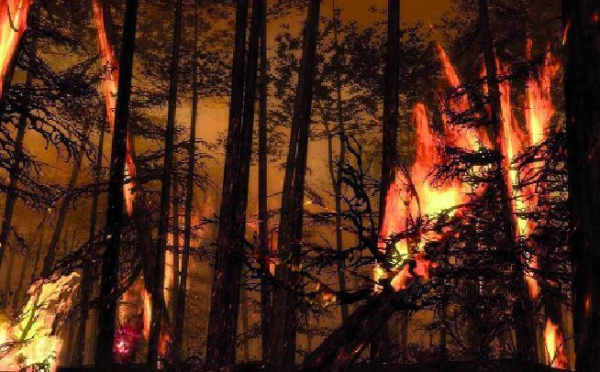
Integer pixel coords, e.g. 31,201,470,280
371,0,400,363
563,1,600,371
148,0,183,368
0,37,36,295
301,292,400,372
478,0,537,362
94,0,139,367
258,0,272,364
75,120,106,367
331,0,348,323
173,1,200,366
270,0,321,368
205,0,261,368
204,0,249,368
40,137,88,278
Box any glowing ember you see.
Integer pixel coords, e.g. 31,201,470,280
0,273,79,371
114,321,142,364
0,0,32,99
92,0,137,214
544,318,568,369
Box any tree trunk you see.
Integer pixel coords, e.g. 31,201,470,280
40,136,88,278
563,1,600,371
11,227,32,310
477,0,537,362
371,0,400,363
94,0,139,367
331,0,348,323
258,0,272,365
301,293,399,372
271,1,321,368
75,119,106,367
205,0,261,367
173,1,200,366
148,0,183,367
0,35,36,296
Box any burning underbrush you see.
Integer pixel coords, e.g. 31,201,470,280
0,273,79,371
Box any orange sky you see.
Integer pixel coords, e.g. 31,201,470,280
340,0,451,25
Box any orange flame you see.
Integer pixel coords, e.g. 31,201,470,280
92,0,137,214
544,318,568,369
437,45,491,150
0,0,32,99
141,289,151,340
521,41,559,300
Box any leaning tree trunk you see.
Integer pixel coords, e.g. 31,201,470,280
301,292,402,371
371,0,400,363
173,0,200,366
270,0,321,368
205,0,262,368
40,133,89,278
478,0,537,362
257,0,272,364
148,0,183,368
94,0,139,368
563,1,600,371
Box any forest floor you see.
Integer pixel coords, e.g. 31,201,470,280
56,359,569,372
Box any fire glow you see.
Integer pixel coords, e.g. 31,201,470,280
545,318,568,369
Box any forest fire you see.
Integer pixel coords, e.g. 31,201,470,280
0,0,585,370
0,0,32,99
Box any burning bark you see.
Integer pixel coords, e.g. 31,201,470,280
95,0,139,368
0,0,32,108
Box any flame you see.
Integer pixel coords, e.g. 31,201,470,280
0,0,32,99
411,103,463,218
525,41,559,146
92,0,137,214
0,273,79,371
437,45,491,150
544,318,568,369
376,104,461,290
521,42,559,299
